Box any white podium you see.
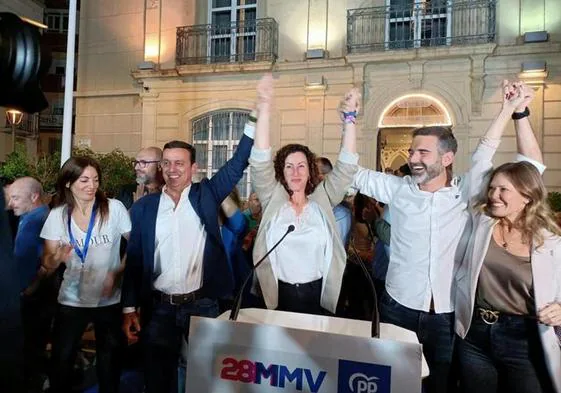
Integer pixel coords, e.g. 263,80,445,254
185,308,428,393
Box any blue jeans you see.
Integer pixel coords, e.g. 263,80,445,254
457,312,554,393
141,297,219,393
380,290,455,393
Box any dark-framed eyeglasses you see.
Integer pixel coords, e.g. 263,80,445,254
133,160,160,168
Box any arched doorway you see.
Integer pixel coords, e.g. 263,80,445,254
377,94,452,172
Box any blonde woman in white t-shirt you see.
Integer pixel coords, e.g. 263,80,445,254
41,156,131,393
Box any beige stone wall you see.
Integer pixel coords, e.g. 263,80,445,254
75,0,561,191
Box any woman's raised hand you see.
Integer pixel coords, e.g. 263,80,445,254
338,87,361,121
256,73,274,111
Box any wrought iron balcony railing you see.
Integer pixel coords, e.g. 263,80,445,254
176,18,278,66
39,114,64,129
347,0,496,54
3,113,39,137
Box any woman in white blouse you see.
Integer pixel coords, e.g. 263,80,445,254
249,74,359,315
41,156,131,393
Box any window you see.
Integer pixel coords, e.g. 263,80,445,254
192,110,251,198
44,9,78,33
386,0,450,49
208,0,257,62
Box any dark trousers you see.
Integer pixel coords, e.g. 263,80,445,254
277,278,324,315
457,313,554,393
21,285,57,392
50,304,124,393
338,263,375,320
380,290,455,393
141,297,219,393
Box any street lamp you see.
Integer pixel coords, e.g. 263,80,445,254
5,109,23,152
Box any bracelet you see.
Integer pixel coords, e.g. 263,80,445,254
512,107,530,120
343,111,357,124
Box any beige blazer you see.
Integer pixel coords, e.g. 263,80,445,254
249,150,358,313
455,212,561,393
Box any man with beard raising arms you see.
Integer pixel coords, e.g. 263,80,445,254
118,147,163,209
352,81,544,393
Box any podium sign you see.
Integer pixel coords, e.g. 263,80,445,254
186,316,422,393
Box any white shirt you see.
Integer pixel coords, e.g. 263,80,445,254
153,185,207,295
353,139,546,313
40,199,131,307
266,201,332,284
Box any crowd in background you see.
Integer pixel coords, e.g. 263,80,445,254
1,76,560,393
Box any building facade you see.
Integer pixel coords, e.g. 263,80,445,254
37,0,81,156
74,0,561,192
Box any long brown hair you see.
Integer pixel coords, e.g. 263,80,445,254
53,156,109,226
476,161,561,247
273,144,320,196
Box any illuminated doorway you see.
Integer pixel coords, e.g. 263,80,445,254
377,94,452,172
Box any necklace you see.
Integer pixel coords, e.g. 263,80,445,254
498,224,509,248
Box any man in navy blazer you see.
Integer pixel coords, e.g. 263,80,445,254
122,122,255,393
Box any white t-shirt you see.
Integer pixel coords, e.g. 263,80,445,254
40,198,131,307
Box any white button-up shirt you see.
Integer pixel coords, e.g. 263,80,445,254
353,138,546,313
153,185,206,295
266,200,332,284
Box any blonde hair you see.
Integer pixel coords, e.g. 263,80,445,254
476,161,561,247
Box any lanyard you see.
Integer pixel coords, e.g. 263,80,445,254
68,203,97,265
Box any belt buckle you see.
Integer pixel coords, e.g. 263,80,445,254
479,308,499,325
168,294,179,306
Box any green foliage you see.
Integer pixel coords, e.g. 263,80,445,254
33,151,61,194
95,149,135,197
70,146,135,197
0,145,32,181
548,192,561,212
0,146,135,197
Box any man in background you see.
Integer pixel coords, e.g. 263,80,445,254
0,186,24,393
8,177,53,393
118,146,163,209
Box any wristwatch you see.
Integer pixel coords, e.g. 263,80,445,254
512,107,530,120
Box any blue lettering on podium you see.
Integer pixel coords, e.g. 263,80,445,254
255,363,278,386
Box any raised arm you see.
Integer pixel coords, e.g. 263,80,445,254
321,88,360,207
339,88,359,154
482,80,527,140
249,73,277,208
254,73,273,150
512,83,543,164
466,80,531,201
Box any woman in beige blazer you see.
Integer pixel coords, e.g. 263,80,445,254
249,74,359,315
455,84,561,393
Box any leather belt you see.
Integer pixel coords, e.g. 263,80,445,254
153,290,200,305
476,307,535,325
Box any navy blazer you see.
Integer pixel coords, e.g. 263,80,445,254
122,134,254,309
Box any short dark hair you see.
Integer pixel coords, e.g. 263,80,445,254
317,157,333,174
163,140,197,164
274,144,319,196
412,126,457,155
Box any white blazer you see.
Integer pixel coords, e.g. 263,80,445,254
455,212,561,393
